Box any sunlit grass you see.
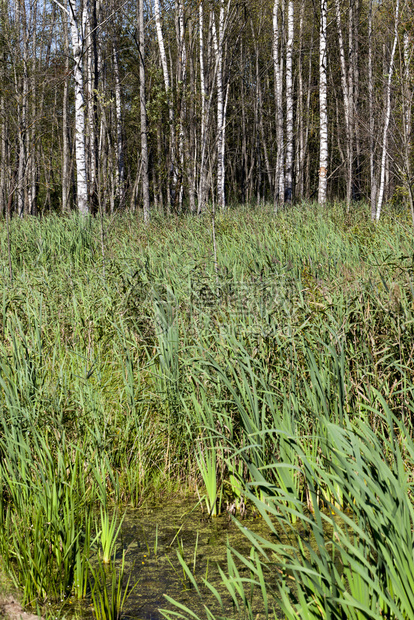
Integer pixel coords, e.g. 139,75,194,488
0,201,413,616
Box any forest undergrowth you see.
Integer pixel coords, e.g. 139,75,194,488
0,201,414,619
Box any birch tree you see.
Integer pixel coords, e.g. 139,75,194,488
212,0,227,209
402,29,414,226
375,0,400,221
52,0,88,215
3,0,413,216
318,0,328,204
285,0,294,203
273,0,284,205
113,43,125,208
68,0,89,215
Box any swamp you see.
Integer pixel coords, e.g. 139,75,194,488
0,203,414,619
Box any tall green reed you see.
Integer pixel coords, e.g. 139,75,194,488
1,204,414,613
90,551,138,620
163,339,414,619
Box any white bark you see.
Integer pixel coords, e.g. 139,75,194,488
376,0,400,221
65,0,89,216
199,4,227,212
213,1,226,209
113,44,125,208
273,0,284,206
285,0,294,203
402,30,414,227
318,0,328,205
154,0,170,91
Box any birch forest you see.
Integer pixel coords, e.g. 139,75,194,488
0,0,412,220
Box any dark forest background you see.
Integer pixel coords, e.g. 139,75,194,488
0,0,412,221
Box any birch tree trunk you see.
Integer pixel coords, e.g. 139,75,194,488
213,0,227,209
285,0,294,203
402,30,414,227
113,44,125,208
249,20,260,203
375,0,400,221
138,0,150,222
67,0,89,216
273,0,284,206
318,0,328,204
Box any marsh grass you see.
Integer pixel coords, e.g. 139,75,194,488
1,203,414,616
99,509,125,565
195,440,222,517
90,551,138,620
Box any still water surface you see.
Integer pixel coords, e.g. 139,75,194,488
102,497,273,619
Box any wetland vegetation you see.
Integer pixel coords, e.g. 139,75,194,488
1,202,414,618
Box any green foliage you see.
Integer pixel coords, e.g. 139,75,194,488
1,203,414,615
162,356,414,619
90,551,138,620
99,509,125,565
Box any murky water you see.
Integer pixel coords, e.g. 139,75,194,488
60,497,332,620
119,497,273,619
59,496,280,620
